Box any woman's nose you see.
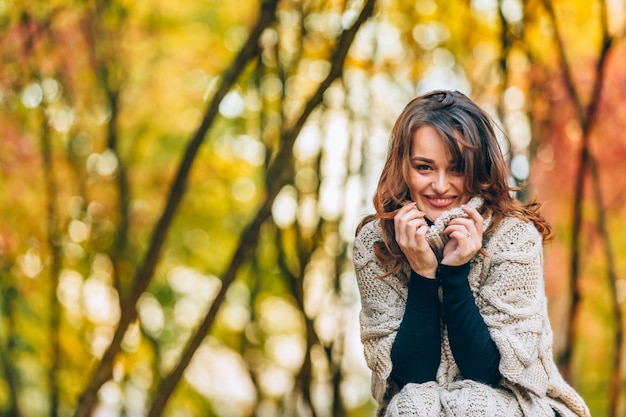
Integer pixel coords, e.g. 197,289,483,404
432,172,450,193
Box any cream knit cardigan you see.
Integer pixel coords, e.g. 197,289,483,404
353,214,591,417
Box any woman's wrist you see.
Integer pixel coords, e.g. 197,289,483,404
411,264,437,279
438,262,471,281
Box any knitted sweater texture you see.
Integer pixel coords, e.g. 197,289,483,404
353,215,590,417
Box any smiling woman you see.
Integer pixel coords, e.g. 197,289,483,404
353,90,590,417
406,125,468,222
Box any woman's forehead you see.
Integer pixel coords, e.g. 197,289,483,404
411,126,463,160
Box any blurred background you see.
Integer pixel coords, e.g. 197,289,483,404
1,0,625,416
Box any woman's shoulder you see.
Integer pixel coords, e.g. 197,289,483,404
487,215,542,253
493,214,541,237
353,218,386,271
355,217,382,244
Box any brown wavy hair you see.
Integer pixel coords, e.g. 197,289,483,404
356,90,551,275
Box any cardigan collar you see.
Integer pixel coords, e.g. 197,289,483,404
425,196,493,259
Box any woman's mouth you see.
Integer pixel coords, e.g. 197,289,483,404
426,196,457,208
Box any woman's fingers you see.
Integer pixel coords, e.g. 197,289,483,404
394,203,425,237
394,202,438,275
462,204,483,230
445,224,479,247
441,205,485,265
396,220,427,247
447,205,483,237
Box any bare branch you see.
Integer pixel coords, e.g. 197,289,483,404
145,1,376,415
41,106,63,417
543,3,620,413
72,1,281,415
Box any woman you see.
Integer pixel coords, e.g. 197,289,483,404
353,90,590,417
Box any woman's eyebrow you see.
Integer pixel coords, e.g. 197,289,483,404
410,156,434,163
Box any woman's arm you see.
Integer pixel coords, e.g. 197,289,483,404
440,263,502,386
353,221,407,403
390,271,441,386
475,218,550,395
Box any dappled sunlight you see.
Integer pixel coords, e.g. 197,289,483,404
183,227,211,254
57,269,84,323
294,124,323,161
173,296,204,329
505,112,531,150
47,104,75,133
21,82,43,108
266,334,305,371
137,293,165,337
18,248,43,278
82,277,120,325
167,266,221,299
212,133,267,166
94,381,124,417
296,195,319,231
86,150,119,177
90,325,116,359
167,266,221,329
413,22,450,50
231,177,257,203
258,364,294,398
3,0,625,415
272,185,298,228
186,342,257,415
258,296,303,335
219,91,245,119
68,219,90,243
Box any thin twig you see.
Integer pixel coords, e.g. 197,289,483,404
41,105,63,417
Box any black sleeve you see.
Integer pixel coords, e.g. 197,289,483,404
439,263,501,386
390,271,441,387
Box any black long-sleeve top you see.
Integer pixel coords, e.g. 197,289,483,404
390,263,502,388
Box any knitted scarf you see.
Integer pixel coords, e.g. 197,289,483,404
425,196,484,259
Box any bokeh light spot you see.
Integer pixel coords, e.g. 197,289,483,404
21,83,43,108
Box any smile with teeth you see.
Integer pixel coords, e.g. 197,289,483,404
425,196,458,208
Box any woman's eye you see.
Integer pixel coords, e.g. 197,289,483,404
415,164,432,171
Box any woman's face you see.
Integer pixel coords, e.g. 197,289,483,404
406,126,470,221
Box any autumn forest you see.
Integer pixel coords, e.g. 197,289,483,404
1,0,626,416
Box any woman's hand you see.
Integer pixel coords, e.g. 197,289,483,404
393,203,438,278
441,204,484,266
